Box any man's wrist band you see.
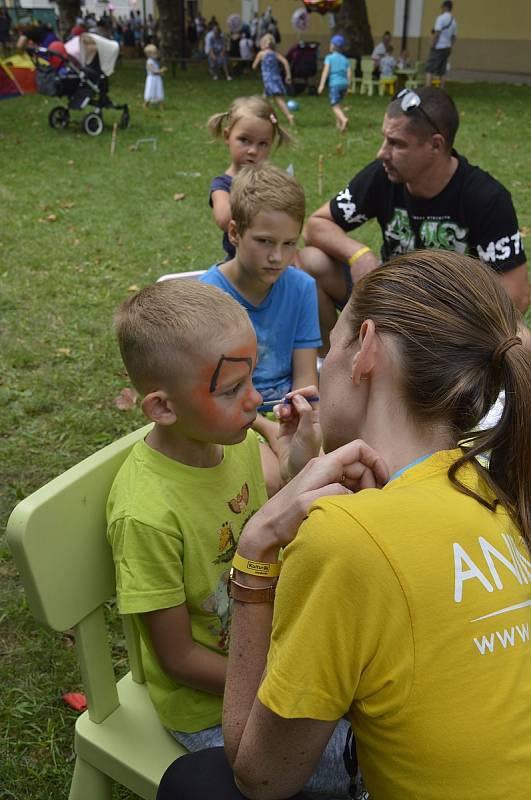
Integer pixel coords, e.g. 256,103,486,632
232,551,282,578
348,246,371,267
227,570,276,603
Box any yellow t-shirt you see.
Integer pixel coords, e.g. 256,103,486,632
258,450,530,799
107,430,267,733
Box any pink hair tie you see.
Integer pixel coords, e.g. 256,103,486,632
270,113,278,125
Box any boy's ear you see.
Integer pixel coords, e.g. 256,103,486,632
351,319,377,385
141,391,178,426
227,219,239,246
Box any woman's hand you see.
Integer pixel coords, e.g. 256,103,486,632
239,437,388,560
275,388,321,481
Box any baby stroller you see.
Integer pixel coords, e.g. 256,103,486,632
29,33,129,136
286,41,319,95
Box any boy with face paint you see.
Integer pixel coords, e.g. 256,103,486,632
106,279,329,759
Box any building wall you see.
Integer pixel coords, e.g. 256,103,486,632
199,0,531,75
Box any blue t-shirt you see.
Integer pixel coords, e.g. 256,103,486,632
209,174,234,259
200,265,321,403
325,51,350,89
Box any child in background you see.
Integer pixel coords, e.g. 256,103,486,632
107,279,350,796
397,48,411,69
143,43,166,109
207,96,292,261
252,33,295,126
201,163,320,445
380,44,397,78
317,34,351,133
239,29,254,72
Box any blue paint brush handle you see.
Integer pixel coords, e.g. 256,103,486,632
260,395,319,408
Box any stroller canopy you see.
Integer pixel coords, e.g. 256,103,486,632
80,33,119,77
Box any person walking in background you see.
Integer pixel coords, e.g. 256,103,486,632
425,1,457,87
253,33,294,126
371,30,391,78
143,44,166,109
317,34,351,133
208,24,232,81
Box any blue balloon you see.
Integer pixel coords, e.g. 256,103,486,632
287,99,299,112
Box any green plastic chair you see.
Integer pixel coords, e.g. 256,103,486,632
6,424,186,799
359,56,379,96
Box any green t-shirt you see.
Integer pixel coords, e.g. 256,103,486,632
107,430,267,732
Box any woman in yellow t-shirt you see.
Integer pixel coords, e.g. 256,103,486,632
157,250,530,800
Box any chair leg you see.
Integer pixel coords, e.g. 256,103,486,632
68,756,113,800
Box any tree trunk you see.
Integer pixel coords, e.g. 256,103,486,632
333,0,373,57
156,0,185,63
56,0,81,37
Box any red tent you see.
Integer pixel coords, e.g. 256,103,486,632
0,55,37,99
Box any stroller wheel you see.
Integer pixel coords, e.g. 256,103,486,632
83,112,104,136
119,109,130,130
49,106,70,129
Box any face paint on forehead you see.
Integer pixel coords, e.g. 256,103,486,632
209,355,253,393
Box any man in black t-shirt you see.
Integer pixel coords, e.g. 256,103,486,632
302,88,529,353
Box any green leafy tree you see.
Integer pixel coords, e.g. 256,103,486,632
333,0,374,56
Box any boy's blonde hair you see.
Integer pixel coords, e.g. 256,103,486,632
207,95,293,148
260,33,276,50
115,280,250,395
230,163,305,235
144,44,159,58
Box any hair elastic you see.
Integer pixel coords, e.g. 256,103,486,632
491,336,521,369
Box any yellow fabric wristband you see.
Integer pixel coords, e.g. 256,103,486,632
348,246,371,267
232,551,282,578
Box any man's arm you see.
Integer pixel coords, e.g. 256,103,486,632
498,262,530,314
141,604,226,694
304,201,378,281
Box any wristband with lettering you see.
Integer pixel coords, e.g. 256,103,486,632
348,246,371,267
232,551,282,578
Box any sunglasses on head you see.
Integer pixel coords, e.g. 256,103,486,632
394,89,443,137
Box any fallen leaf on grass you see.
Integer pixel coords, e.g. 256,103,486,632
162,258,170,266
520,227,530,237
62,630,76,647
60,200,75,209
73,238,80,246
127,284,140,292
173,192,186,202
114,387,138,410
62,692,87,712
67,159,75,165
335,143,345,156
163,127,174,132
56,347,71,356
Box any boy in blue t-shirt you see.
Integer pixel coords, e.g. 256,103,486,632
201,162,321,448
318,34,352,133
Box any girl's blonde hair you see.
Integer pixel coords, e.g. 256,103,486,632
207,95,293,148
144,44,159,58
260,33,276,50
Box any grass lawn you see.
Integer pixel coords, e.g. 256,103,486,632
1,58,530,798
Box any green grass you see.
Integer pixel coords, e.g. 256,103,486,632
1,59,530,797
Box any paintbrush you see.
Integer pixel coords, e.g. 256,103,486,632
260,396,319,408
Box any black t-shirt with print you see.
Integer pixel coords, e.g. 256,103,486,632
329,153,526,273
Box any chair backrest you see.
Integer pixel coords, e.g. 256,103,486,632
157,269,206,283
7,424,152,721
361,56,375,76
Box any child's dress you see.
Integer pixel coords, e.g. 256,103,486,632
144,57,164,104
261,51,286,96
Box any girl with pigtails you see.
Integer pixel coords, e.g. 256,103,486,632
158,250,530,800
206,95,293,261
